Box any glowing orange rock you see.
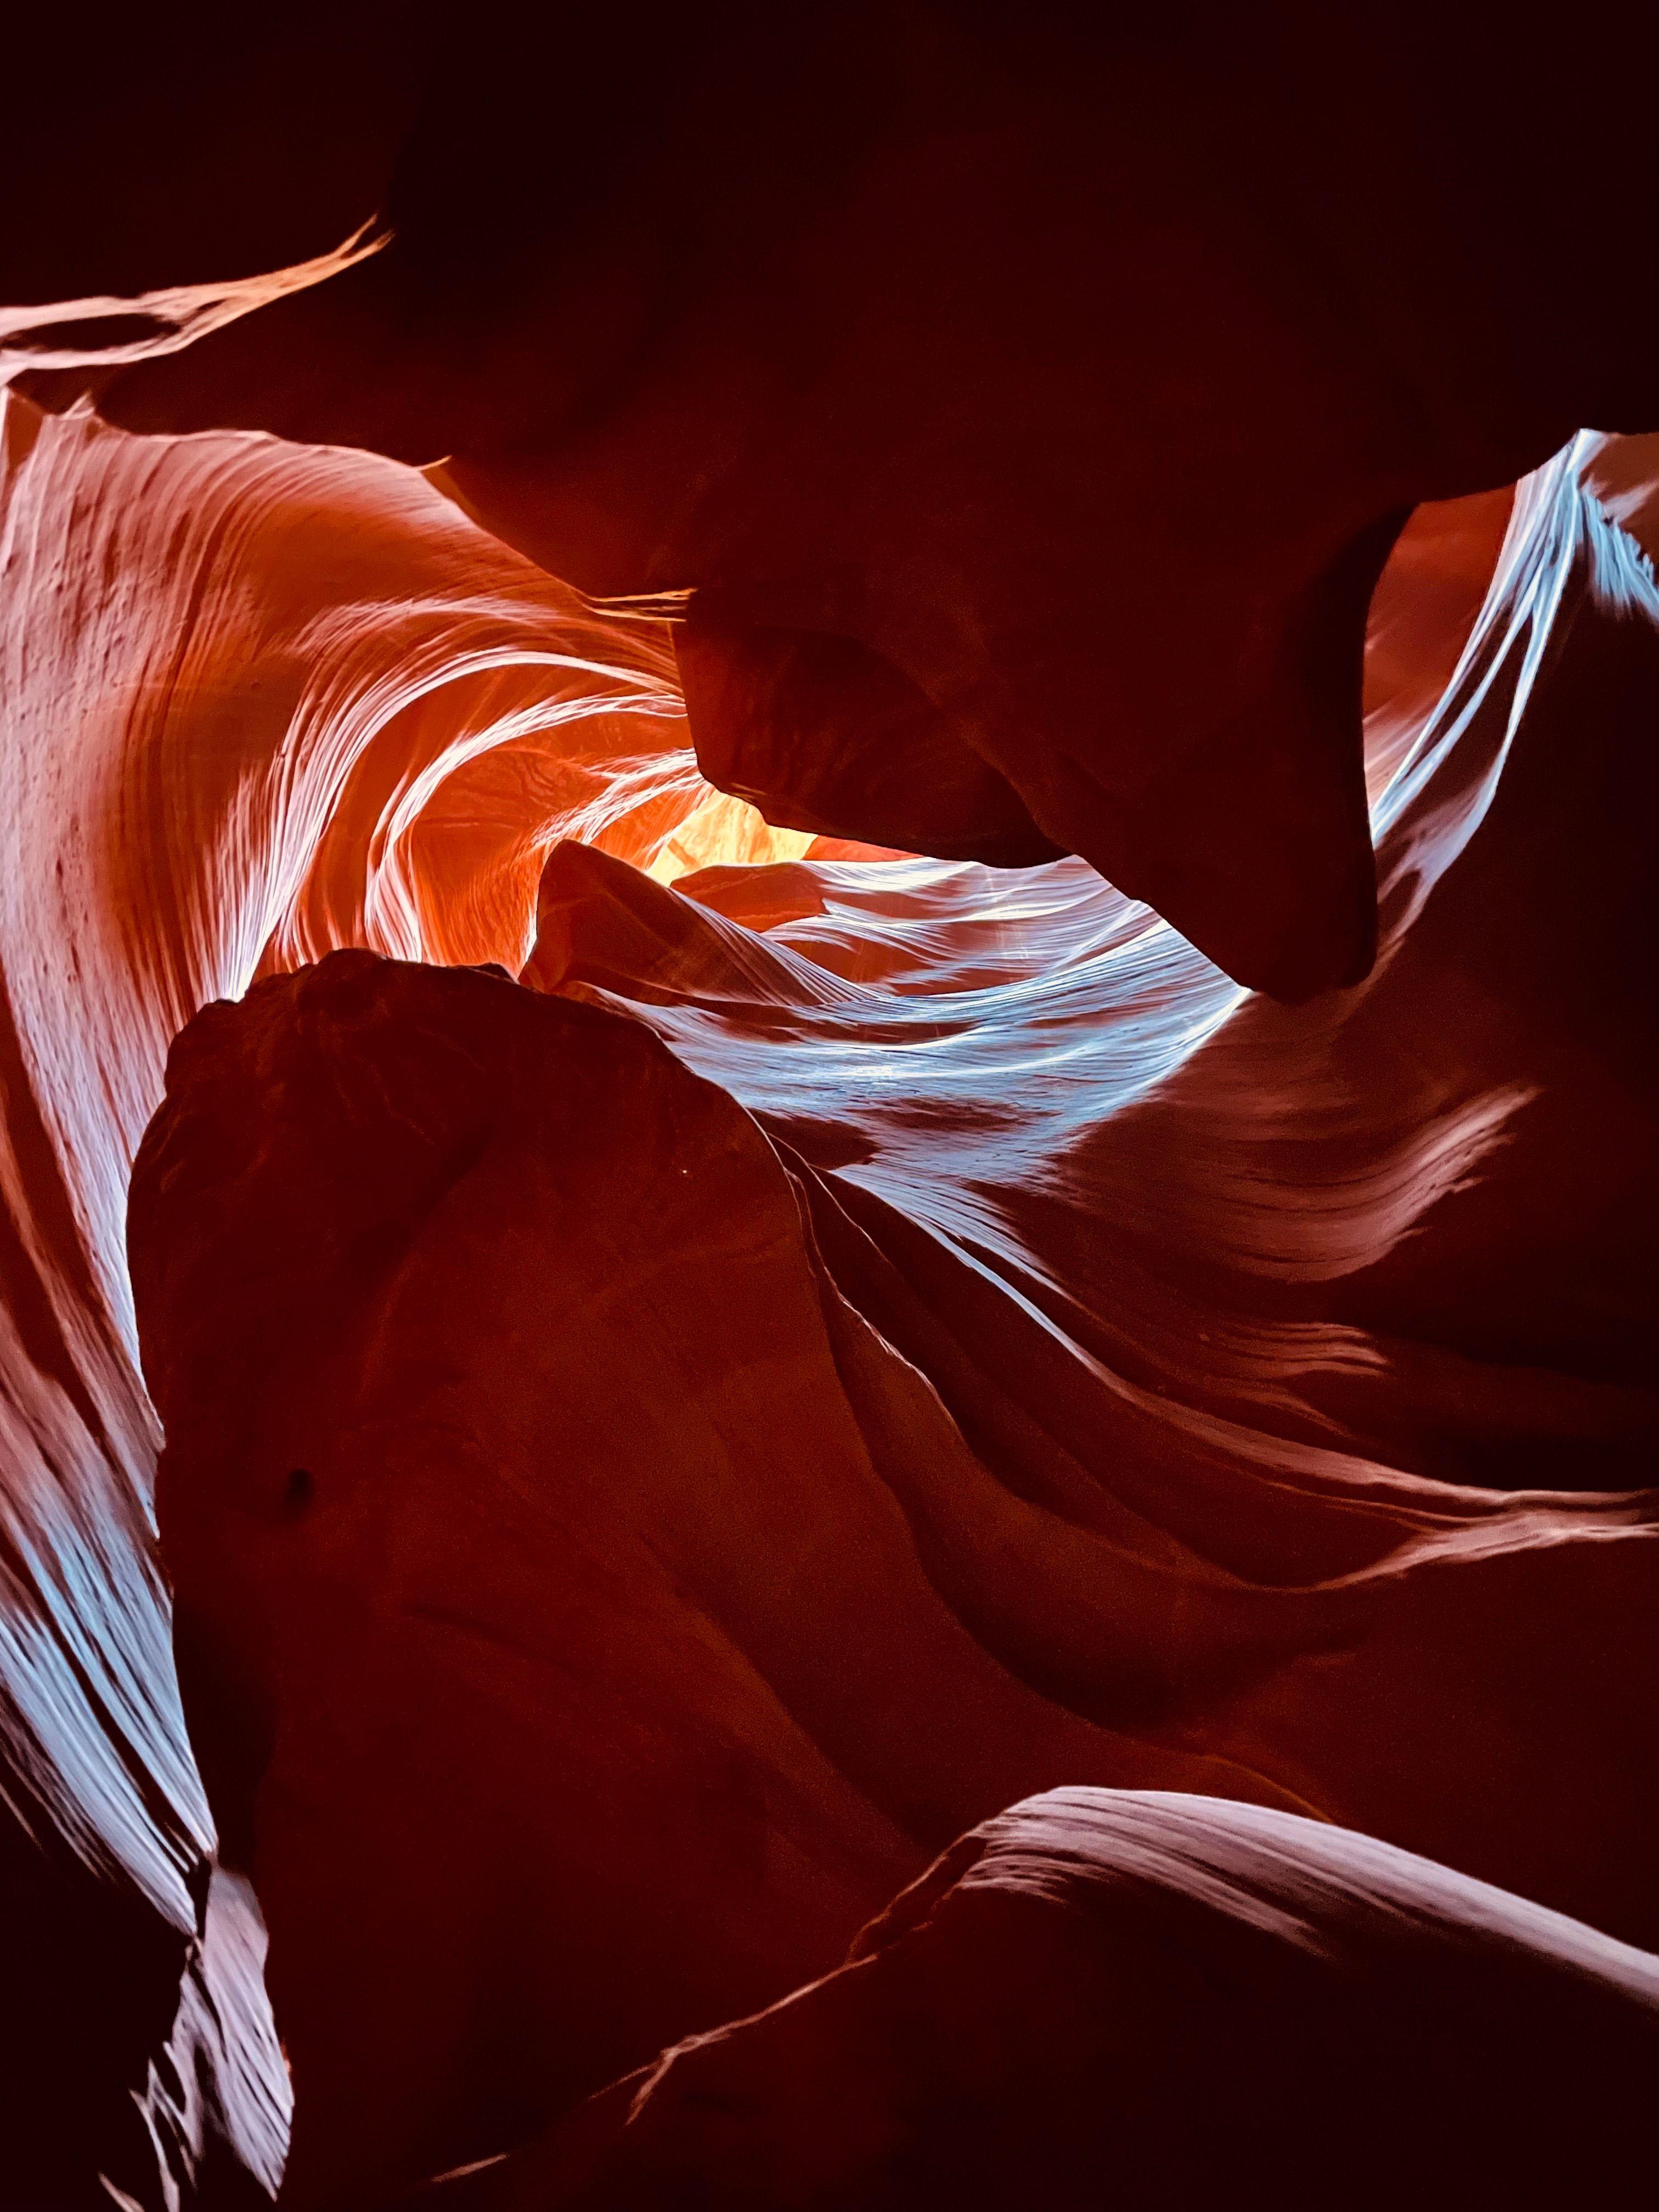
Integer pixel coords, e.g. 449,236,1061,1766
39,14,1656,996
0,279,1651,2211
0,390,771,2203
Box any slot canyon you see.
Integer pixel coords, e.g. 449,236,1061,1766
0,8,1654,2207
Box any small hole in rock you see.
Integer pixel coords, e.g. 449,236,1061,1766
284,1468,315,1514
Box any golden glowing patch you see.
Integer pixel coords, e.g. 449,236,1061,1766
647,789,817,884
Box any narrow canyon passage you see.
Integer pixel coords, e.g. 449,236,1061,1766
0,12,1654,2205
0,391,1652,2205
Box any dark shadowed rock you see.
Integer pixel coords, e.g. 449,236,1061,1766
129,953,1280,2205
419,1790,1659,2211
21,8,1658,992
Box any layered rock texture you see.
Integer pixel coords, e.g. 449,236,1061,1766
12,9,1659,996
111,436,1654,2204
0,390,794,2203
0,407,1651,2212
425,1789,1659,2211
0,10,1655,2206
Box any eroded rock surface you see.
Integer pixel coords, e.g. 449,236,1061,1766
131,955,1286,2204
0,211,1649,2198
430,1789,1659,2211
521,448,1659,1948
19,9,1659,994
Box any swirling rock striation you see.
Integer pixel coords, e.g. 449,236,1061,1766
130,951,1305,2204
0,390,786,2203
16,8,1659,995
0,357,1649,2207
520,448,1659,1944
430,1788,1659,2211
